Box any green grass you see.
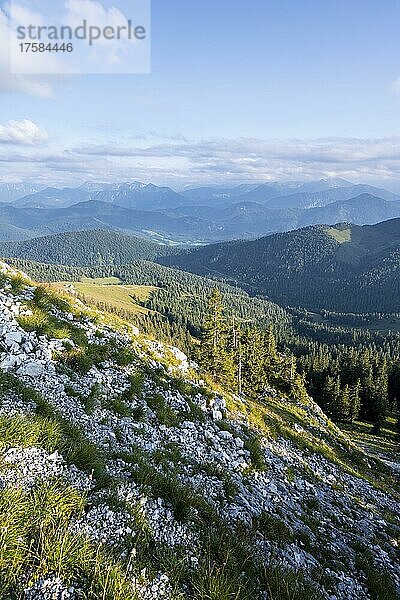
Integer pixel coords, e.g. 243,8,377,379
0,370,42,405
325,226,352,244
80,276,123,285
16,286,87,344
0,391,112,491
192,522,263,600
192,561,250,600
58,421,112,489
341,417,400,464
243,429,267,471
192,462,238,501
83,384,102,415
227,388,399,499
112,447,305,600
124,372,145,398
109,397,134,417
256,511,293,544
34,396,112,489
146,393,180,427
8,272,30,294
263,565,325,600
356,552,399,600
51,279,157,316
0,482,137,600
14,284,127,375
115,446,212,523
0,406,329,600
58,343,110,375
0,415,61,453
17,304,73,339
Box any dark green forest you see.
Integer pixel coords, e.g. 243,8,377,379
161,220,400,313
0,230,177,266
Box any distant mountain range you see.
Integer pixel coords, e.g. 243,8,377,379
181,178,354,206
0,200,221,244
298,194,400,227
0,183,44,204
11,182,191,211
0,178,399,242
160,219,400,312
266,184,398,209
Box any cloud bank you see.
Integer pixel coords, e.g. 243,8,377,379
2,132,400,188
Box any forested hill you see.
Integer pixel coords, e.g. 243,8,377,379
160,219,400,312
0,229,178,266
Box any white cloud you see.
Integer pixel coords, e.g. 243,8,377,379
64,0,131,47
3,134,400,188
3,0,149,76
63,0,150,73
0,7,54,96
73,135,400,168
0,119,48,145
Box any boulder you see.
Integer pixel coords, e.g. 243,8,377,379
17,361,46,378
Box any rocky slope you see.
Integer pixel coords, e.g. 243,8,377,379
0,261,399,600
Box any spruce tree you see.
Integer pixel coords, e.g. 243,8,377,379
370,360,389,434
240,327,267,398
322,375,341,418
348,380,361,423
199,290,234,385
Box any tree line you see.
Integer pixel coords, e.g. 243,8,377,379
198,291,400,434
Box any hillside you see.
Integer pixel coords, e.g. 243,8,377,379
0,223,35,242
94,182,189,211
162,195,400,239
180,183,261,204
0,200,219,244
160,219,400,312
1,257,293,353
0,261,399,599
13,185,96,209
0,230,177,267
230,179,356,205
50,277,157,318
8,256,400,447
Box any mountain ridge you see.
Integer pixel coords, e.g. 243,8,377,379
160,218,400,312
0,229,178,267
265,185,399,209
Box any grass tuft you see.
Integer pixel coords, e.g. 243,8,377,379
0,481,136,600
0,414,61,453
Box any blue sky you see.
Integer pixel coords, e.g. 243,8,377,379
1,0,400,188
